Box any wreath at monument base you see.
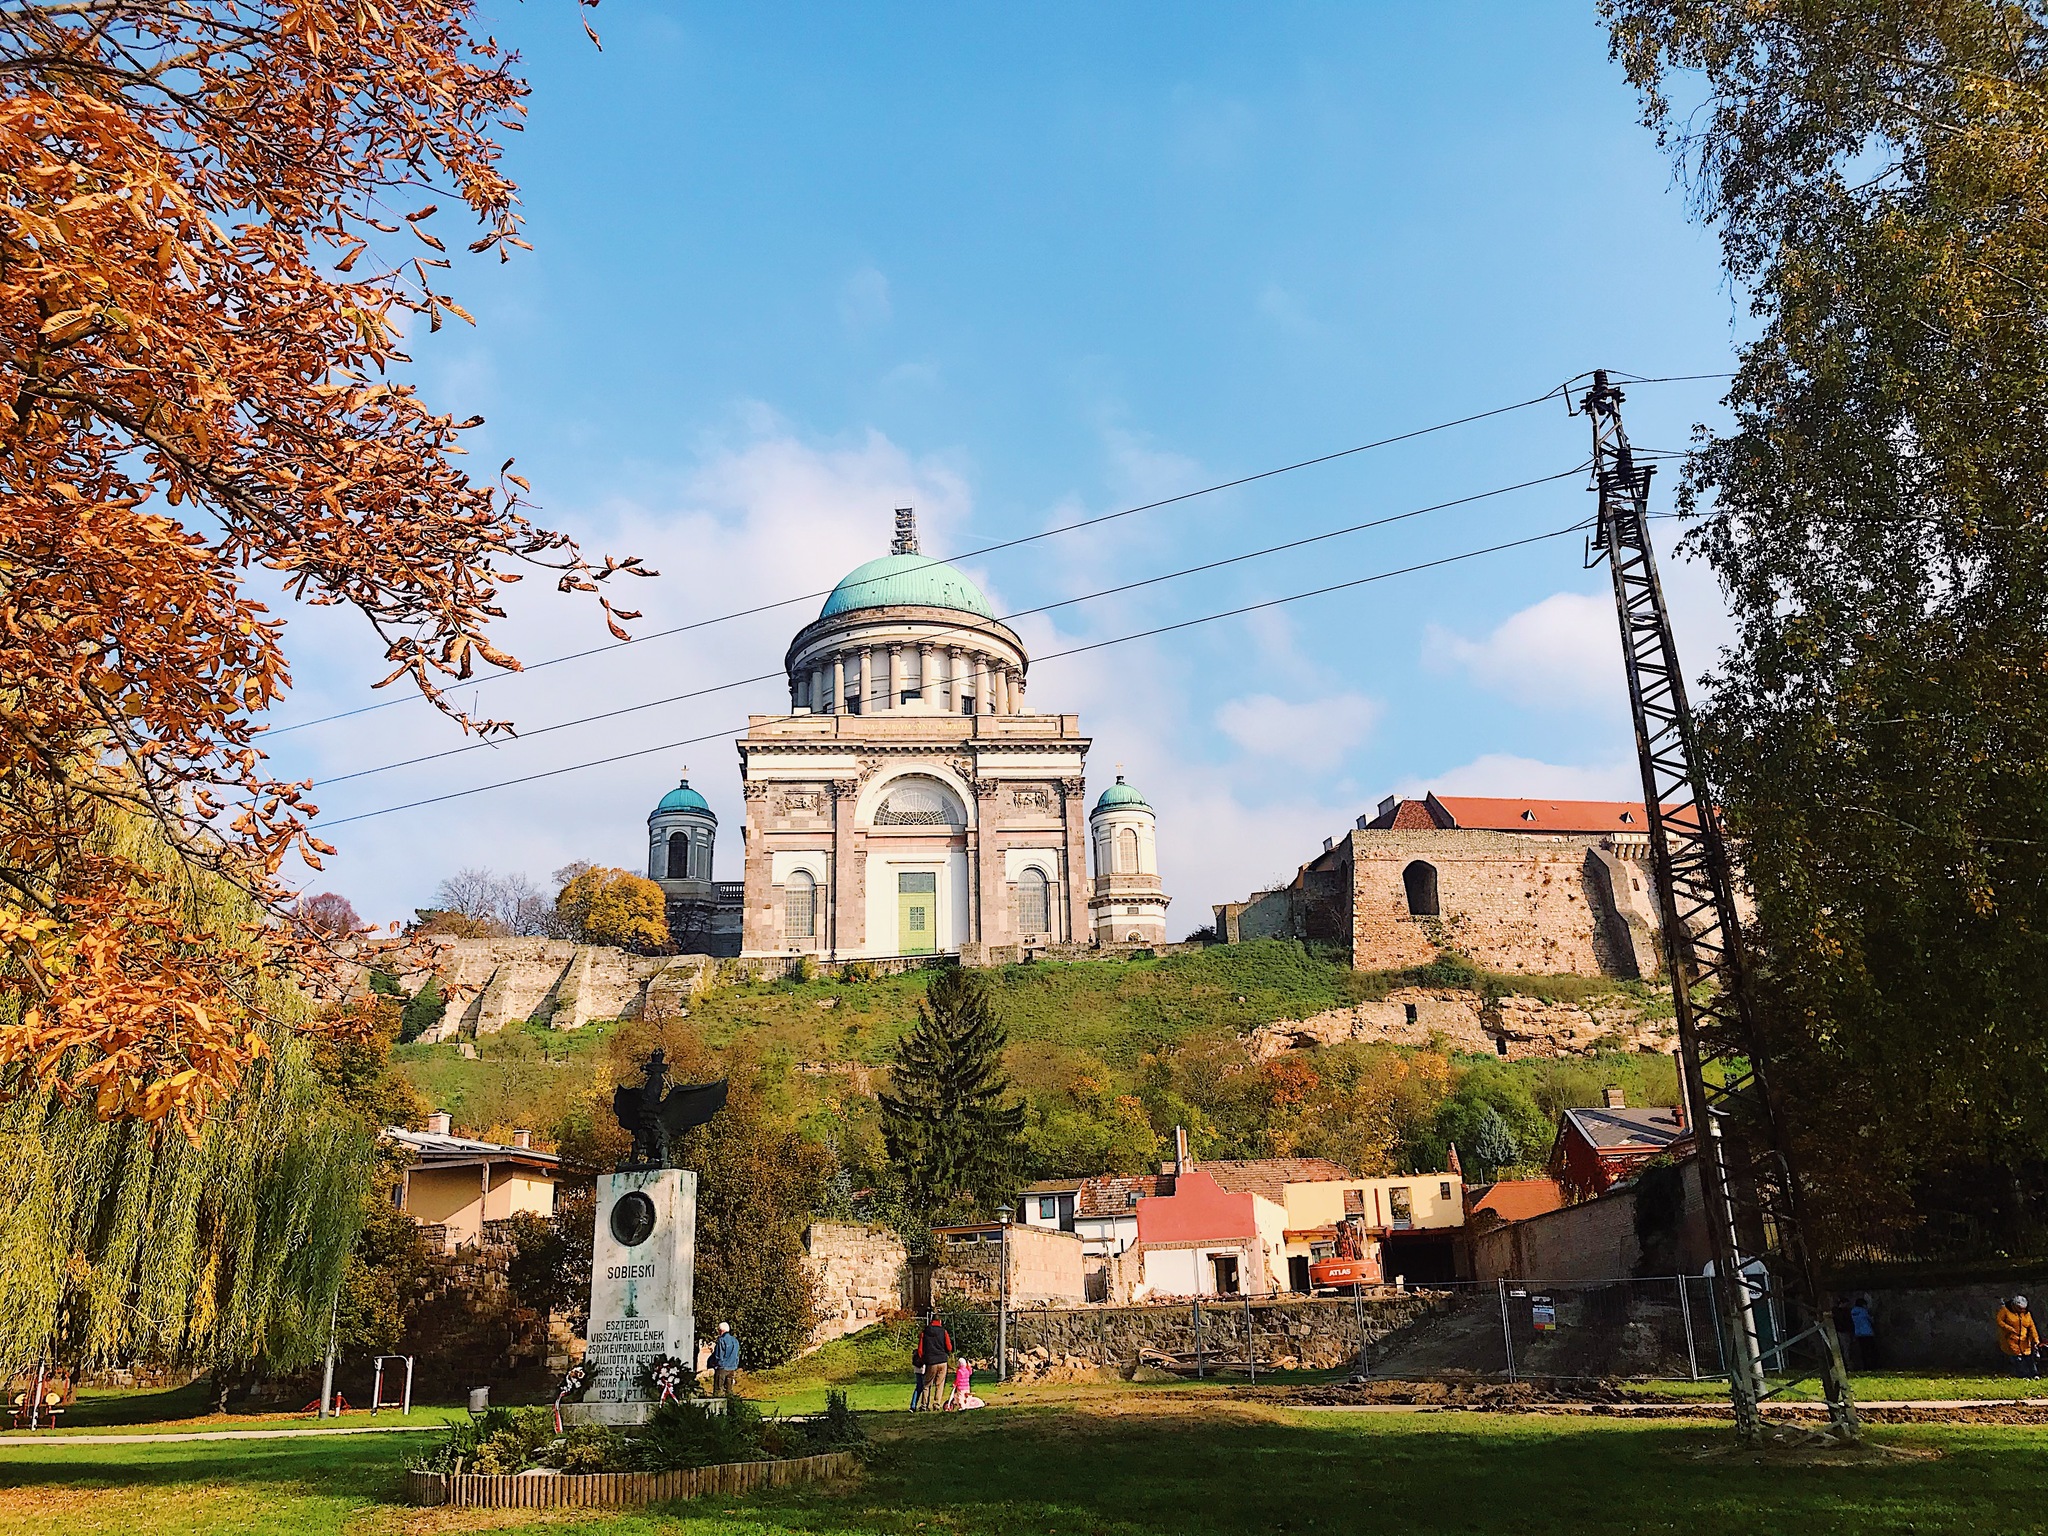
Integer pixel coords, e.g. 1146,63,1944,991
639,1354,696,1403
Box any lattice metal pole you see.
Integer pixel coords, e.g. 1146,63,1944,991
1580,371,1857,1445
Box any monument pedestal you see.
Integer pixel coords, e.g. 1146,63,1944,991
571,1167,697,1423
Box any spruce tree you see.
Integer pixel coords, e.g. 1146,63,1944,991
879,968,1024,1220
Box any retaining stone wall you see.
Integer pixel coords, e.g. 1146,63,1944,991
1000,1294,1441,1372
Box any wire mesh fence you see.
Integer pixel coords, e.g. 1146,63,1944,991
970,1276,1739,1384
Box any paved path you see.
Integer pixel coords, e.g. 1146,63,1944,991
0,1423,446,1446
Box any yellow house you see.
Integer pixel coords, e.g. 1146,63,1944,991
1201,1158,1464,1289
387,1114,580,1252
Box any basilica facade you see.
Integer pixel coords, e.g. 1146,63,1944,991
644,512,1169,962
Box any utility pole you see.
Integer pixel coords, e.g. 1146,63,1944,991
1580,371,1858,1446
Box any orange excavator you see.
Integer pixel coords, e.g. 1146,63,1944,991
1308,1217,1381,1291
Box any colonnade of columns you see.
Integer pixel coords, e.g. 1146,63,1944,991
786,643,1027,716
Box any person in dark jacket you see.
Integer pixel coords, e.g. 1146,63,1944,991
910,1339,925,1410
918,1314,952,1410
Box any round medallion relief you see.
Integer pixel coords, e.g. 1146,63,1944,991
609,1190,658,1247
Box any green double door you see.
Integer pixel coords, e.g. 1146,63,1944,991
897,871,937,956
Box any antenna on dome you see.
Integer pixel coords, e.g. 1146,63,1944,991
892,507,917,555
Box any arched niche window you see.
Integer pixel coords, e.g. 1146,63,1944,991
1017,866,1050,936
1403,860,1440,918
874,776,966,827
1118,826,1140,874
784,870,816,939
668,830,692,881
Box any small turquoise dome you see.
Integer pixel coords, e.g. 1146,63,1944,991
1093,775,1150,813
820,554,994,621
651,778,712,818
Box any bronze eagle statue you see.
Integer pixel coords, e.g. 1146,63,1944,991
612,1049,727,1170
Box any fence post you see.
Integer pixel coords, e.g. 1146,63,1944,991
1244,1293,1255,1383
1677,1275,1699,1382
1192,1302,1205,1379
1352,1284,1367,1375
1497,1279,1516,1384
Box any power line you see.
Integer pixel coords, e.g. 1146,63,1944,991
315,465,1586,788
318,517,1592,829
262,379,1618,740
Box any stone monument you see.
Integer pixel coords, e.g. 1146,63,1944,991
569,1050,727,1424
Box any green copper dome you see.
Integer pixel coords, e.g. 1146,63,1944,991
820,554,994,621
1093,775,1150,813
651,778,713,819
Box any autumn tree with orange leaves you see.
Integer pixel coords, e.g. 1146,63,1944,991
0,0,639,1125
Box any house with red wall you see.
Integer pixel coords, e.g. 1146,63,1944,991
1547,1088,1693,1199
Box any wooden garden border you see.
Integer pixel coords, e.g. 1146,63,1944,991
403,1450,858,1509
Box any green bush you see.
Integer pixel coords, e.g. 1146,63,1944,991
624,1396,768,1471
937,1297,994,1359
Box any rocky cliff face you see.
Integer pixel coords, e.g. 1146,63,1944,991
1247,987,1674,1061
349,935,714,1038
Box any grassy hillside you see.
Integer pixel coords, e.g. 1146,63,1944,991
390,942,1676,1168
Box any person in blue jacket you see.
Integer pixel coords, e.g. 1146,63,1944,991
710,1322,740,1396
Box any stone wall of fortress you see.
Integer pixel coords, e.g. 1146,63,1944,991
1219,829,1666,981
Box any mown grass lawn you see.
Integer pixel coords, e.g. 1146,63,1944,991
0,1396,2041,1536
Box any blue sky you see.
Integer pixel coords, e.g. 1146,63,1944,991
266,4,1745,930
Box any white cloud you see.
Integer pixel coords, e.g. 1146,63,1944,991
270,420,973,925
839,266,892,333
1214,691,1380,771
1257,283,1316,336
1396,753,1641,801
1425,591,1620,709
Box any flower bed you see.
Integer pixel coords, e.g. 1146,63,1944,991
403,1451,859,1509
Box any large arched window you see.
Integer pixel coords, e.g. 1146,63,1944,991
668,830,691,880
784,870,816,939
1117,826,1140,874
1402,860,1440,917
874,775,966,827
1017,867,1050,936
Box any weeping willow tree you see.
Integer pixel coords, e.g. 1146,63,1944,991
0,808,375,1378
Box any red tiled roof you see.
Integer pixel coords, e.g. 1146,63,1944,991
1429,795,1659,834
1467,1178,1566,1223
1199,1157,1355,1204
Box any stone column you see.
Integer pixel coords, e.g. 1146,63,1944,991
1014,671,1028,712
788,673,800,711
975,779,1006,948
740,782,774,952
891,644,907,710
1061,776,1091,944
832,653,846,715
865,646,881,713
811,665,826,713
974,655,988,714
832,781,863,953
918,644,933,710
948,648,964,713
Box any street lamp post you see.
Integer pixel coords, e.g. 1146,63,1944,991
996,1203,1013,1384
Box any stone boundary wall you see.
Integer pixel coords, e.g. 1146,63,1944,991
802,1223,910,1349
999,1293,1442,1372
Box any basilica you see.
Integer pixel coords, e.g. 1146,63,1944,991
644,512,1170,961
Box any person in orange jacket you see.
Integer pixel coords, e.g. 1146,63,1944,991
1997,1295,2041,1378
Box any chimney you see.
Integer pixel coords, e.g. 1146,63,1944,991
1447,1142,1464,1182
1602,1086,1626,1110
1175,1125,1191,1175
512,1129,532,1149
427,1110,452,1136
1323,836,1335,853
1670,1049,1688,1132
1378,795,1398,819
